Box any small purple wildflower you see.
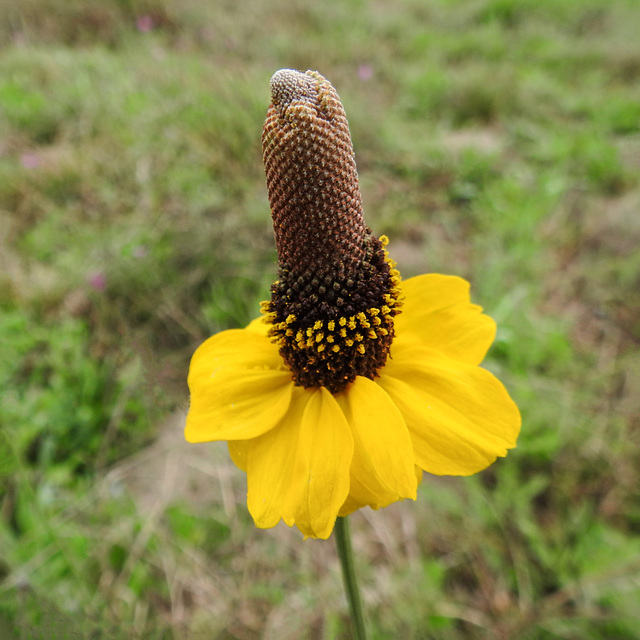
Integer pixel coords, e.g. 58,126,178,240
136,15,155,32
357,64,374,81
88,272,107,292
21,152,40,169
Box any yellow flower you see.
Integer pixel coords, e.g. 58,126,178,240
185,70,521,539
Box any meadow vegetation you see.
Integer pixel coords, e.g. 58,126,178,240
1,0,639,638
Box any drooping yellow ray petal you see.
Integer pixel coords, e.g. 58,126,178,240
378,349,520,476
246,316,271,335
189,327,282,371
186,329,293,442
335,377,417,512
394,275,496,366
228,440,249,471
186,367,294,442
245,387,353,539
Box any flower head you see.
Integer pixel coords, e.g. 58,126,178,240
186,69,521,539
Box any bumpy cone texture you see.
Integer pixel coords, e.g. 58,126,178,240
263,69,367,278
262,69,401,393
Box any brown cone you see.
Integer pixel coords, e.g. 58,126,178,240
261,69,401,393
262,69,367,279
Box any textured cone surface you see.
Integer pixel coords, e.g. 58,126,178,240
263,69,367,278
262,69,401,393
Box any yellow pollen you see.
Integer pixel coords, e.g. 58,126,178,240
356,312,370,328
266,229,402,393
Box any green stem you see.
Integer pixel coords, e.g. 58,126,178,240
334,516,368,640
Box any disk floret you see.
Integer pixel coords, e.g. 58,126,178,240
264,235,401,393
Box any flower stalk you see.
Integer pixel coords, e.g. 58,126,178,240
335,516,367,640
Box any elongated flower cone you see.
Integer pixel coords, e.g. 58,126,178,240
262,69,401,393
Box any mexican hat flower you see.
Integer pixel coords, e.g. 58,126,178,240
186,69,521,540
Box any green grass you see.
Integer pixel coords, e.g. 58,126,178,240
1,0,640,637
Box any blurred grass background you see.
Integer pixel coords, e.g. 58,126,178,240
1,0,640,638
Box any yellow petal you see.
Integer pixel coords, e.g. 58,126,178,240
378,350,520,476
335,377,417,512
228,440,249,471
190,327,281,370
337,495,362,518
185,329,293,442
246,315,271,335
246,386,353,539
394,274,496,365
